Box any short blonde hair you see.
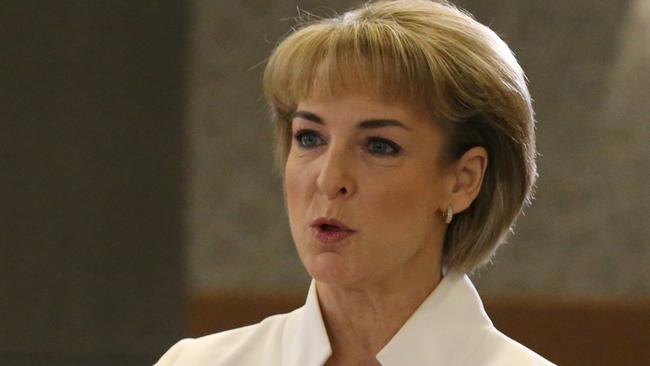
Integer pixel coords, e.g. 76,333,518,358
263,0,537,273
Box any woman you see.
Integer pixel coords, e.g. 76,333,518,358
156,0,555,365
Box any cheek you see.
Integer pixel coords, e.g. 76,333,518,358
283,164,300,213
283,158,312,222
361,172,441,233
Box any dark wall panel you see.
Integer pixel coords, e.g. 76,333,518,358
1,1,188,364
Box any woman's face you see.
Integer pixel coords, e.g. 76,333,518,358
284,91,452,288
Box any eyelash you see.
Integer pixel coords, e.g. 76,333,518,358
292,129,402,157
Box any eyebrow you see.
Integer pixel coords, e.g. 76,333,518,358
291,110,411,131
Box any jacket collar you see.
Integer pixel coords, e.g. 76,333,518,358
283,270,493,366
376,270,493,365
282,280,332,366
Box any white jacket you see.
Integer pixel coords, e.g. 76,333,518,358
155,270,555,365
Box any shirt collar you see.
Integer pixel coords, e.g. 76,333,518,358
283,270,493,366
376,270,493,365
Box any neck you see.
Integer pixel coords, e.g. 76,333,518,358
316,255,442,362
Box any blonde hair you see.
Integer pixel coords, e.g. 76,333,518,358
263,0,537,273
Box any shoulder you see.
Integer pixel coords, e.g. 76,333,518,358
154,309,299,366
466,327,557,366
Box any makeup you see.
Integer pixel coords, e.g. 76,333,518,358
310,218,356,243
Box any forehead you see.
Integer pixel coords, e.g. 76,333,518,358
295,91,432,127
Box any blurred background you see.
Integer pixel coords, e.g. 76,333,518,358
2,0,648,365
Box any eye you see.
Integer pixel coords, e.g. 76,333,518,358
365,137,401,157
294,129,325,149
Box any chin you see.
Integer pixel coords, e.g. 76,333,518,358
307,253,379,290
305,252,356,286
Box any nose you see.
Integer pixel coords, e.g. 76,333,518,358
316,144,356,200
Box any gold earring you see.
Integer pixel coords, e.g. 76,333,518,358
444,206,453,224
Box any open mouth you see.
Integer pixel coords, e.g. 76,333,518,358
310,218,355,234
310,219,356,244
320,224,342,232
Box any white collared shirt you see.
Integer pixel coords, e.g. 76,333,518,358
155,270,555,365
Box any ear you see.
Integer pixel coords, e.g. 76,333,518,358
447,146,488,214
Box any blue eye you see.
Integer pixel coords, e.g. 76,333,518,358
294,129,325,148
366,137,401,156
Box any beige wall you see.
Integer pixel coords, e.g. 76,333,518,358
186,0,649,296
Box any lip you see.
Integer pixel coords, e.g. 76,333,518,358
310,217,356,244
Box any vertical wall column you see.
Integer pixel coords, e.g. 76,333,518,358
1,2,188,365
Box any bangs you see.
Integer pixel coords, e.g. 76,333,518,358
263,19,441,118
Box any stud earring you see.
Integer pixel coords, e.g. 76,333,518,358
444,206,453,224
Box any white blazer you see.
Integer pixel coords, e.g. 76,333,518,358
155,270,555,365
